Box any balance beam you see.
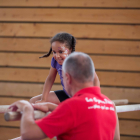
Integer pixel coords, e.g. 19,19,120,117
116,104,140,113
3,104,140,121
4,110,51,121
112,99,128,105
0,99,129,114
0,105,11,113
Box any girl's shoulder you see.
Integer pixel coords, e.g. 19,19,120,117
51,57,56,63
51,57,62,70
51,57,57,67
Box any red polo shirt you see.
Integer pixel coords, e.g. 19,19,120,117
35,87,116,140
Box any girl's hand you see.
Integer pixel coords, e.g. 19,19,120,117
32,103,49,112
35,99,46,104
32,102,58,112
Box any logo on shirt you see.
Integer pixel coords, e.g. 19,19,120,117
85,97,114,111
85,97,113,104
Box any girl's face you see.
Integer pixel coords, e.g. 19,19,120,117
52,41,71,65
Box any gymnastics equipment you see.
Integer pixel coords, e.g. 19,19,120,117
0,99,129,114
2,104,140,121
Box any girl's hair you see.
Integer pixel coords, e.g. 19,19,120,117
40,32,76,58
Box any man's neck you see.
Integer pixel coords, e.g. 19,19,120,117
70,81,94,97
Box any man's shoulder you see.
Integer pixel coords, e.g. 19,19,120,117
60,96,83,108
63,96,81,104
100,92,112,101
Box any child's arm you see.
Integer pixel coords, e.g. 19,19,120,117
94,72,100,87
36,66,57,103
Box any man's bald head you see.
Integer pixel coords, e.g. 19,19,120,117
62,52,95,83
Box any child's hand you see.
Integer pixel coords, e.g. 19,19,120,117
32,103,50,112
32,102,58,112
35,99,46,104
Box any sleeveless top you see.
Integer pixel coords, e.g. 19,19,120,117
51,57,69,96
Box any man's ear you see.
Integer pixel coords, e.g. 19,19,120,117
66,73,72,84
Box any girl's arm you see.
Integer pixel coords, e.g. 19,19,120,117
36,66,57,103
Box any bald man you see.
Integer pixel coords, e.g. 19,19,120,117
10,52,120,140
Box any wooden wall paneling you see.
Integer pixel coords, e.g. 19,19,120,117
0,83,140,103
0,127,54,140
101,87,140,104
119,120,140,136
0,68,140,87
0,8,140,23
0,82,62,97
97,71,140,87
118,111,140,120
0,67,60,83
0,38,140,55
0,23,140,39
0,127,20,140
0,52,52,68
0,52,140,71
121,136,140,140
0,38,50,53
0,97,29,105
91,55,140,71
76,40,140,55
0,0,140,8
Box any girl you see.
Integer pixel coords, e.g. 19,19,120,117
30,32,100,104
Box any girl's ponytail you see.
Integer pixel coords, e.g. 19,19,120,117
39,47,52,58
71,36,76,52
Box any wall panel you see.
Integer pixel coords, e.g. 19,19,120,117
0,8,140,23
0,38,140,55
0,0,140,8
0,53,140,71
0,23,140,39
0,68,140,87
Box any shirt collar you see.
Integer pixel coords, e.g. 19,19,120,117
73,86,101,97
